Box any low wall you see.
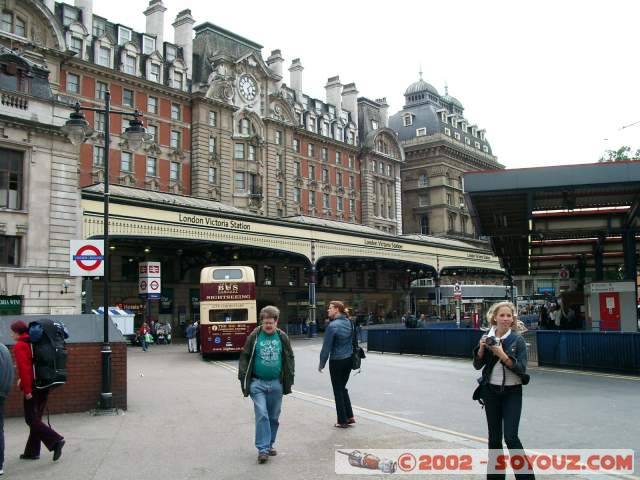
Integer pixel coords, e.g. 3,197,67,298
1,315,128,417
5,342,127,417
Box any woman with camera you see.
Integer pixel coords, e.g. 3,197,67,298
473,301,534,479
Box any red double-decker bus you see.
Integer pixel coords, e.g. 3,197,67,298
199,266,257,355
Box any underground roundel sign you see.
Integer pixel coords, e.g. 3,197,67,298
70,240,105,277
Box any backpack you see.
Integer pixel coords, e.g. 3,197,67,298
28,319,69,390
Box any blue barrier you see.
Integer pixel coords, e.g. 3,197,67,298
367,328,484,358
537,331,640,374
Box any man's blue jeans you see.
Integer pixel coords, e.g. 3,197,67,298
249,378,283,454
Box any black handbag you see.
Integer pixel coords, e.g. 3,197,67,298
351,321,366,371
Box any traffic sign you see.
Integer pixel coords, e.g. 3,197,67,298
70,240,104,276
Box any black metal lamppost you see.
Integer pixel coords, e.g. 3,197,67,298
62,92,150,410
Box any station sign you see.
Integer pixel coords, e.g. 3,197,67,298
70,240,104,277
139,261,161,299
453,282,462,301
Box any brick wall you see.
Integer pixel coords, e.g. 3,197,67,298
5,343,127,417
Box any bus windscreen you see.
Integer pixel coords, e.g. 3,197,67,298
209,309,249,323
212,269,244,280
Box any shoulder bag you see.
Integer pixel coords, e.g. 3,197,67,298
351,321,366,371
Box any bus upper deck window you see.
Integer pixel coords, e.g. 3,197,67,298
213,269,243,280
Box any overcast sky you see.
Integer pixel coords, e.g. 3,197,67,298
93,0,640,169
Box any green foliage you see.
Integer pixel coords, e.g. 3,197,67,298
598,145,640,162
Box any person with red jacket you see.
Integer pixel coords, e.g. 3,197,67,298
10,321,65,462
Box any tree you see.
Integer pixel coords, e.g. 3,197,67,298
598,145,640,162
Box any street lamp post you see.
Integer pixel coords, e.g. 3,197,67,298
62,92,149,410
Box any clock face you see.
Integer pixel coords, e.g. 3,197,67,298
239,74,258,101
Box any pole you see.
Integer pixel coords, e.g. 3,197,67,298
307,264,316,339
100,90,113,410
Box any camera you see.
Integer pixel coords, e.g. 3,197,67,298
485,336,500,347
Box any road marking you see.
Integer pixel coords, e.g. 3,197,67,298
533,367,640,381
365,351,640,381
209,360,640,480
208,360,485,444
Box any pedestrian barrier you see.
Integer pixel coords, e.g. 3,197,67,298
536,330,640,374
367,328,484,357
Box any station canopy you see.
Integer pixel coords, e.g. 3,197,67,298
464,161,640,276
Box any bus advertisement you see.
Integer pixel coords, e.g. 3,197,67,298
199,266,257,354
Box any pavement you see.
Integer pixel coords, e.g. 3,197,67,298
1,339,636,480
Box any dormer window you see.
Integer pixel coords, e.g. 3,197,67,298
149,63,160,82
165,45,176,62
1,12,26,37
403,114,413,127
475,141,481,149
322,122,329,136
483,145,489,153
173,71,183,90
335,127,343,141
93,19,105,37
70,37,83,55
307,116,316,132
124,54,136,75
143,36,156,55
454,132,461,141
62,6,77,27
440,112,447,122
118,27,132,46
462,123,468,133
416,127,427,137
444,127,451,136
98,46,111,67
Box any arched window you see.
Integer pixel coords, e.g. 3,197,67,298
239,119,251,135
448,213,456,232
420,216,429,235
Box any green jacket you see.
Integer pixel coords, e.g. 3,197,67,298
238,326,295,397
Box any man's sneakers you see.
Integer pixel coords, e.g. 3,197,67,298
268,448,277,456
53,439,65,461
0,467,4,475
258,452,269,464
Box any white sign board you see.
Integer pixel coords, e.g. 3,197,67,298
69,240,104,276
139,262,161,298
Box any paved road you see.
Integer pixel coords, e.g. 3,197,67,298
218,336,640,473
2,338,637,479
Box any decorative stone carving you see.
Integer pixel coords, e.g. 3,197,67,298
119,174,136,186
206,58,235,104
169,148,185,161
145,177,160,191
144,142,162,156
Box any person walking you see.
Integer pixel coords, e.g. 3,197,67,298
139,322,150,351
10,321,65,463
0,341,14,475
238,306,295,464
186,322,197,353
319,300,356,428
473,302,534,479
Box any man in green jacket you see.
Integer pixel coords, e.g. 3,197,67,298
238,305,295,464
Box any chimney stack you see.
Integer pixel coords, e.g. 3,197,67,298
75,0,93,40
376,97,389,128
266,49,284,91
341,83,359,128
144,0,166,48
325,76,342,114
173,9,195,79
289,58,303,96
